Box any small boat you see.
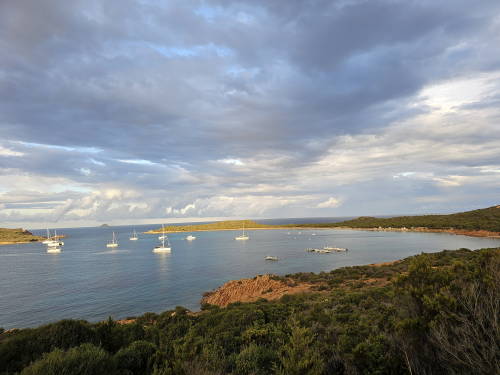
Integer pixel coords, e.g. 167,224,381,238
186,234,196,241
306,248,331,253
323,246,348,252
43,229,64,246
235,223,249,241
106,232,119,248
42,229,52,244
315,249,331,253
129,229,138,241
265,256,278,261
153,226,171,253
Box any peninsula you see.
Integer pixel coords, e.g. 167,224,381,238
0,228,43,245
145,219,274,234
146,205,500,238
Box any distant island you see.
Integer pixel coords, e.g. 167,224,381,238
146,206,500,238
0,228,43,245
100,224,110,227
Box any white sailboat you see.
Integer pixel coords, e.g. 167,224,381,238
106,232,119,248
153,225,171,253
129,229,138,241
158,225,167,240
53,229,64,246
186,234,196,241
42,229,52,244
235,223,249,241
43,229,64,247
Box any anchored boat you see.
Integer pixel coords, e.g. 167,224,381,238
154,225,171,253
106,232,119,248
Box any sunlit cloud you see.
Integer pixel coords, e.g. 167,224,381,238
0,0,499,227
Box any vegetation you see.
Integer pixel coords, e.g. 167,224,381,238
0,228,42,244
293,205,500,232
1,247,498,374
148,220,273,233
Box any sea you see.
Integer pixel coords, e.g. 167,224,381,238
1,217,499,329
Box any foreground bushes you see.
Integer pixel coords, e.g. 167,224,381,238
1,248,498,374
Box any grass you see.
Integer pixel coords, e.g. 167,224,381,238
0,228,43,243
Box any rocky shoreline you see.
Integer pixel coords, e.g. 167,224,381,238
200,274,316,307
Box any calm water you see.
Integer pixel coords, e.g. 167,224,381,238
1,224,499,329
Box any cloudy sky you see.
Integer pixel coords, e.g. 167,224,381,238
1,0,500,228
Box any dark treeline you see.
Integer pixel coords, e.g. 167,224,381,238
293,205,500,232
1,248,498,374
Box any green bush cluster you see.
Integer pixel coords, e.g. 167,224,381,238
292,205,500,232
1,248,498,374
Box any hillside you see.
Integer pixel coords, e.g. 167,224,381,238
1,247,498,374
147,219,273,233
0,228,43,245
294,205,500,233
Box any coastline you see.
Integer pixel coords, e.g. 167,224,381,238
145,225,500,239
0,240,40,246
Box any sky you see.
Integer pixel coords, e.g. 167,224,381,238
1,0,500,228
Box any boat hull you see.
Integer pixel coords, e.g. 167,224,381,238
153,247,171,253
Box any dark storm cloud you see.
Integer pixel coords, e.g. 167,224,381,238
1,0,500,225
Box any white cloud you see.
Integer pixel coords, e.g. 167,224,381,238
317,197,341,208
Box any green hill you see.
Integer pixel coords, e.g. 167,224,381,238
0,228,43,244
148,220,273,233
294,205,500,232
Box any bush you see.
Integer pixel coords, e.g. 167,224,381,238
20,343,113,375
114,340,158,375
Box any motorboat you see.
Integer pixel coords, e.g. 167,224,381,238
265,256,278,261
323,246,348,252
306,248,331,253
186,234,196,241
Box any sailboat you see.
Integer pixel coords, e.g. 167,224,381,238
43,229,64,247
158,225,167,240
153,225,171,253
53,229,64,246
42,229,52,244
129,229,138,241
106,232,119,248
235,223,249,241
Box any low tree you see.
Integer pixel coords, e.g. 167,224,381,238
275,319,324,375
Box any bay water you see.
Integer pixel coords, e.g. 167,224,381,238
1,222,499,329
